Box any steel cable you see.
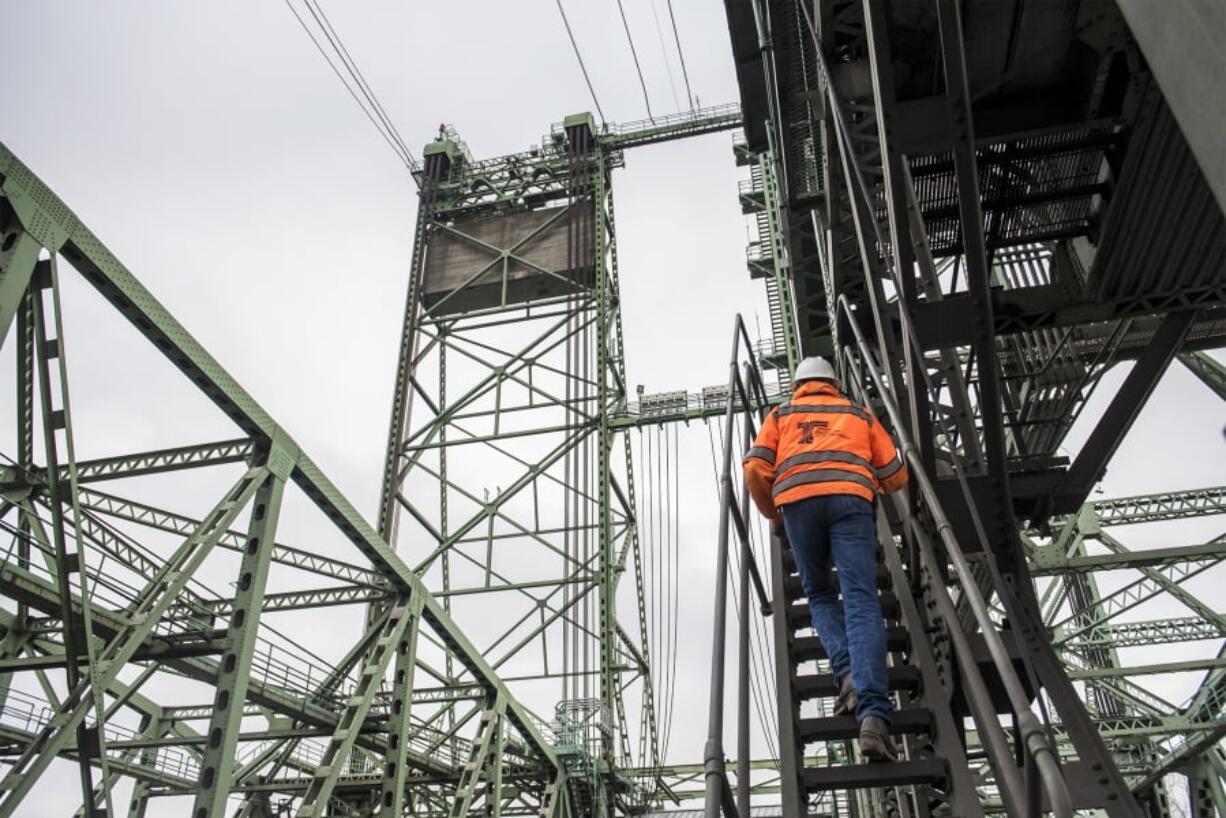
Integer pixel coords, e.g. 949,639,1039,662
299,0,418,168
649,0,683,110
614,0,655,120
665,0,696,109
280,0,421,178
554,0,607,123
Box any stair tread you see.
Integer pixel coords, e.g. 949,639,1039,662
794,665,921,700
788,594,899,628
798,708,932,742
783,567,890,600
782,548,884,569
802,758,947,791
791,627,909,661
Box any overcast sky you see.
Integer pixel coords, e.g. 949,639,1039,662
1,2,1223,814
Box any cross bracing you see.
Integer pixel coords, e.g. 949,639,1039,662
0,139,563,816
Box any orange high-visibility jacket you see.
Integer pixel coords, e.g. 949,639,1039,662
742,380,909,521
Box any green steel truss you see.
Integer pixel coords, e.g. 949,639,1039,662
1027,488,1226,801
0,139,562,817
0,103,745,817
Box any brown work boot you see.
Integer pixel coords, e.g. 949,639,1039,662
858,716,897,762
833,674,857,716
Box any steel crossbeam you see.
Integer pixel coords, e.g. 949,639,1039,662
1031,541,1226,575
1066,618,1225,648
0,465,268,813
1065,486,1226,528
74,487,382,586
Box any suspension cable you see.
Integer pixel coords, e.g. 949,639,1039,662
280,0,421,179
554,0,607,123
665,0,696,109
649,0,682,110
614,0,655,120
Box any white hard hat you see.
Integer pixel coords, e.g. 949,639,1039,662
792,356,839,389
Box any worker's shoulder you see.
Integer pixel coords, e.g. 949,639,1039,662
786,393,871,416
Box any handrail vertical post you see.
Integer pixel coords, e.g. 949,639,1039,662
837,295,1074,818
704,319,746,818
706,315,777,818
736,377,753,818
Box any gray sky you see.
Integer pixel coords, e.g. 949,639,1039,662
1,1,1223,814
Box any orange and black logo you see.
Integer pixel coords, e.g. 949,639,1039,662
797,420,829,443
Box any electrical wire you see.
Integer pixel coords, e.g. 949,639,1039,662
665,0,696,109
554,0,607,123
614,0,655,120
280,0,421,179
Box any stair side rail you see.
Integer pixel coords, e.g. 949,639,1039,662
703,314,775,818
838,295,1073,818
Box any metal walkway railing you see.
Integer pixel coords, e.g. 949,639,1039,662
703,315,774,818
837,295,1074,818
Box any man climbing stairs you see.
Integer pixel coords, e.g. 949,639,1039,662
773,536,950,802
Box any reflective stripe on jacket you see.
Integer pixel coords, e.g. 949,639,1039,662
741,380,909,520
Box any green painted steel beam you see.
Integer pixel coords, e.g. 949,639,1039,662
1069,656,1226,680
75,487,381,586
596,102,742,150
1061,617,1225,648
1049,544,1223,638
611,390,783,429
192,466,287,817
1179,351,1226,401
64,438,254,483
1053,486,1226,529
172,584,392,618
0,558,460,776
1030,540,1226,575
0,465,269,812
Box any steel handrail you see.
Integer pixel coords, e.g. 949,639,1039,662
703,314,775,818
838,295,1073,818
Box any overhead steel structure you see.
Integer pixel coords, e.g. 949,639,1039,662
717,0,1226,816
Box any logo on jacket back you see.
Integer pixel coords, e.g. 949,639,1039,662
797,420,829,444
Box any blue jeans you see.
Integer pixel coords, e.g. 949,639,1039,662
781,494,893,723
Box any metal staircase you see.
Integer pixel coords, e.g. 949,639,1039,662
703,310,1098,818
771,536,952,812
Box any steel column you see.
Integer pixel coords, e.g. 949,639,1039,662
190,460,290,818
